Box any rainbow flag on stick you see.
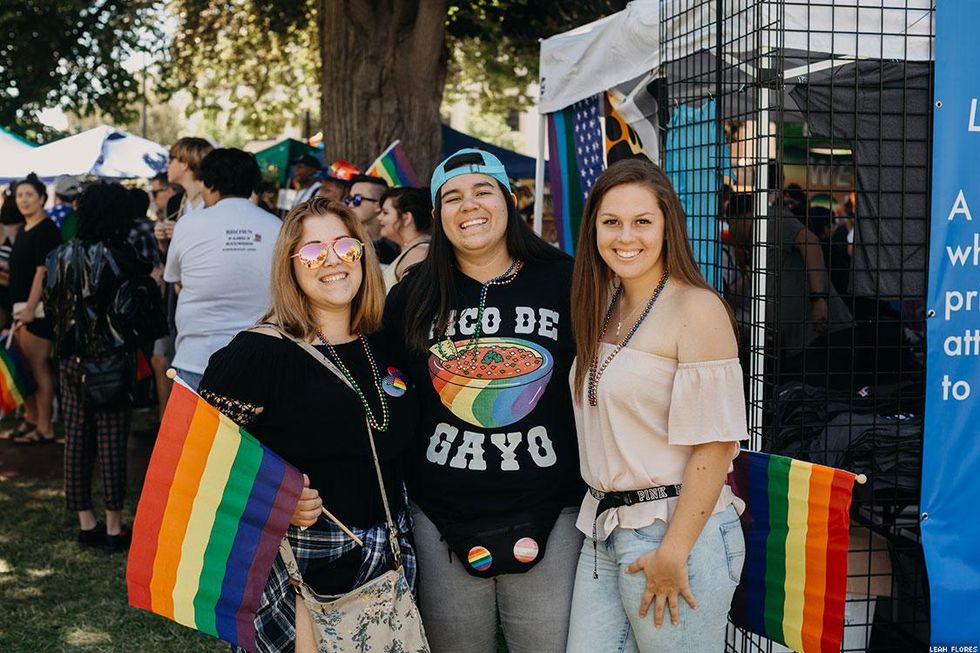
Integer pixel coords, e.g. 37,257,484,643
0,333,36,413
366,140,420,188
127,380,304,652
728,450,857,653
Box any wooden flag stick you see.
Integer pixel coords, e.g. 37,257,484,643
321,507,363,546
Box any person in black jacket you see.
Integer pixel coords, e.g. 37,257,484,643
45,182,155,552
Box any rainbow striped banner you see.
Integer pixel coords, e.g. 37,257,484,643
729,450,856,653
366,140,420,188
0,335,35,413
127,380,304,652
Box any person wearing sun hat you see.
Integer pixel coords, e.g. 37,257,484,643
383,148,583,652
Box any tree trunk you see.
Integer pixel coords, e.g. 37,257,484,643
318,0,448,182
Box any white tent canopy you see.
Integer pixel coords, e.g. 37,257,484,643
539,0,934,114
0,128,37,181
0,125,168,183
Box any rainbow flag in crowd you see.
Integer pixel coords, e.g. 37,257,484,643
728,450,857,653
0,334,35,413
127,380,304,653
366,140,420,187
546,95,605,253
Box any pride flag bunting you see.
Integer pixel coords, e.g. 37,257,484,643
0,334,36,413
127,380,304,652
366,140,420,188
729,450,856,653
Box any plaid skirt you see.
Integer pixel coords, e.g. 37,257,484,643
235,506,417,653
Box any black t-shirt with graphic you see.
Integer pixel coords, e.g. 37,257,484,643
384,258,582,529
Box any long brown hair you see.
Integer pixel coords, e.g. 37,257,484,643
262,197,385,339
570,159,724,399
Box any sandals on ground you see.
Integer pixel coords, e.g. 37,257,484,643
0,420,36,441
11,429,57,445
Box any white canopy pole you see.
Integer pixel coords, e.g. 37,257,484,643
748,3,776,452
533,113,546,236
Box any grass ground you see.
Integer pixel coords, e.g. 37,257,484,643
0,409,227,653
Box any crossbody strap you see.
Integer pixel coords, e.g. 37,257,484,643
251,323,403,566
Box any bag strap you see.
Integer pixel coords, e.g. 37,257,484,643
250,323,403,567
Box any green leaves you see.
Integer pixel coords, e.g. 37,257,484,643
0,0,163,139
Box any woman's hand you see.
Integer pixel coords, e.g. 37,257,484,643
291,474,323,528
626,544,698,628
15,305,35,324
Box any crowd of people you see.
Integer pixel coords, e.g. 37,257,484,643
0,140,750,653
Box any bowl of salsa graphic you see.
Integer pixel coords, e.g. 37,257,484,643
428,336,554,428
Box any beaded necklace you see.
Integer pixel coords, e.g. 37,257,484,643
587,269,670,406
435,259,524,372
315,331,390,432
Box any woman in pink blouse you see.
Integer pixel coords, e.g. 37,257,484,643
566,159,747,652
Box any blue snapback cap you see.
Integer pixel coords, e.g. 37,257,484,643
429,148,512,205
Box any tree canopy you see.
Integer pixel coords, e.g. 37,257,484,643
162,0,626,172
0,0,161,140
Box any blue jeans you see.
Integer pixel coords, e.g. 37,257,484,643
172,368,203,392
566,505,744,653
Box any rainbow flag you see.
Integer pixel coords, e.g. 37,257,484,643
127,380,304,652
546,95,605,253
729,450,856,653
0,335,36,413
366,140,420,187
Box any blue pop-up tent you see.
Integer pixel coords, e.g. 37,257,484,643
440,124,543,180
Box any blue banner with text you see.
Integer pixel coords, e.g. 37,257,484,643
922,0,980,645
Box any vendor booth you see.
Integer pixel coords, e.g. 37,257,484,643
253,138,323,187
537,1,951,650
0,125,168,182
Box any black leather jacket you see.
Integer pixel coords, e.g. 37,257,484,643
44,240,153,359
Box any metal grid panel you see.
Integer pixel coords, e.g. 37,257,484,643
660,1,932,650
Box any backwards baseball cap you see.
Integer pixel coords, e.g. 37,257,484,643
429,148,511,205
53,175,82,198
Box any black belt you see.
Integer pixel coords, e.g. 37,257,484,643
590,484,682,515
589,483,682,579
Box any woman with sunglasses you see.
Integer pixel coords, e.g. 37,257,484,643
384,149,583,652
198,198,420,653
565,160,746,652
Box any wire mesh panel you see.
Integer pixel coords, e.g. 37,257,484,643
660,1,933,651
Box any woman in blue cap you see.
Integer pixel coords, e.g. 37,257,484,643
384,149,583,652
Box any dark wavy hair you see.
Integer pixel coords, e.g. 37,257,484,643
380,186,433,233
75,182,133,242
402,159,569,353
200,148,261,199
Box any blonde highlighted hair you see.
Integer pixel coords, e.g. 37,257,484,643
168,137,213,179
261,197,386,339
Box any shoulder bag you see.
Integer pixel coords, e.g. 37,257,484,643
256,325,430,652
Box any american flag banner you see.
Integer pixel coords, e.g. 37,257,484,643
547,95,605,253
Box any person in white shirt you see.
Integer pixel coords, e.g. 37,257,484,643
291,154,322,207
164,148,281,390
153,136,214,416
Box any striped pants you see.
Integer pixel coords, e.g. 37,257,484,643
60,356,132,512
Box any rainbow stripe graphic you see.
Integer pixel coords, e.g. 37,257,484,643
127,381,304,653
366,140,420,188
728,450,856,653
0,337,36,413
